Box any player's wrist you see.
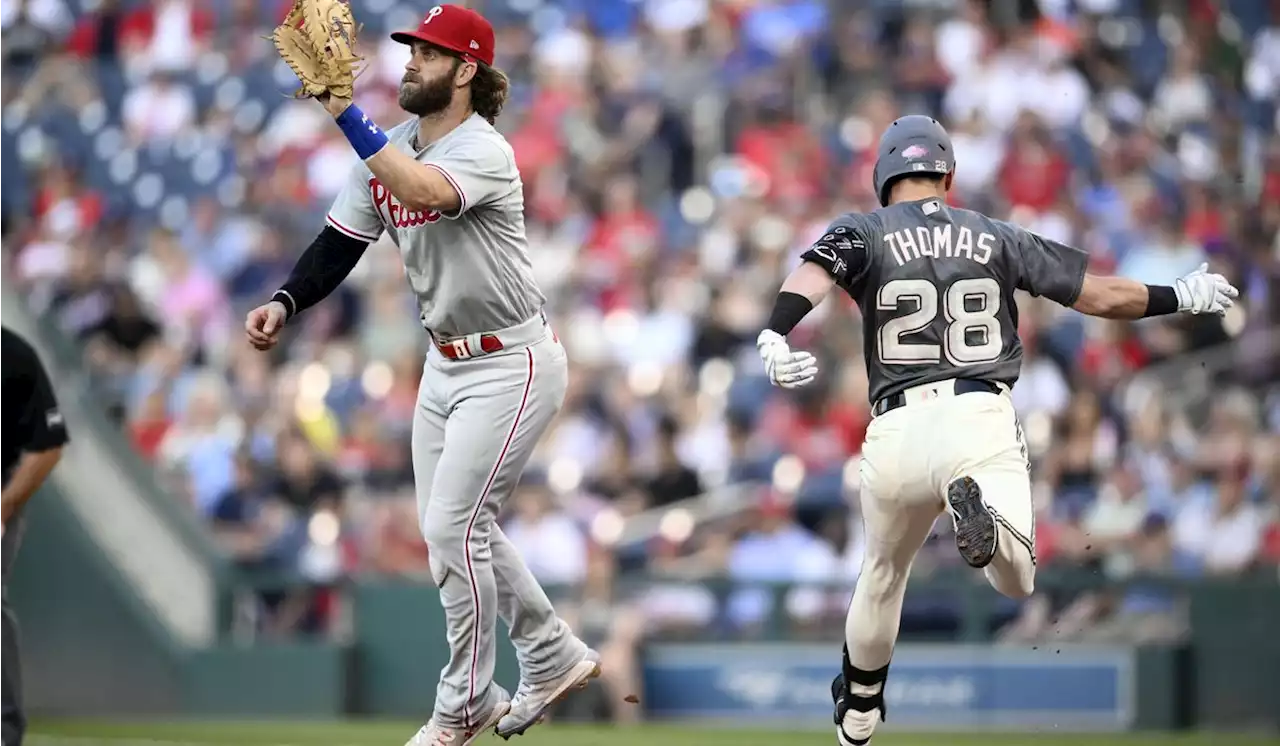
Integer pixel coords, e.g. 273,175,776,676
766,292,814,336
1144,284,1179,317
335,103,389,160
270,291,297,320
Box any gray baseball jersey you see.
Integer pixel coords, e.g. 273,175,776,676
327,113,588,731
326,112,544,338
800,197,1088,405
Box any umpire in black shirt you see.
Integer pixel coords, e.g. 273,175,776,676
2,326,70,746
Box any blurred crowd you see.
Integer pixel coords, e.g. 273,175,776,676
3,0,1279,664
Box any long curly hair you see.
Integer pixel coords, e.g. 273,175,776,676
469,62,510,124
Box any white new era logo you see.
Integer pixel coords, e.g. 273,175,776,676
470,40,479,49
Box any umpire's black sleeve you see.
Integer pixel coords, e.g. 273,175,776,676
273,226,370,319
5,329,69,454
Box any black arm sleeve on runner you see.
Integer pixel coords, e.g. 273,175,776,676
274,225,370,319
767,292,815,335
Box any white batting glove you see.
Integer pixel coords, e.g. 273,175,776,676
1174,263,1239,316
757,329,818,389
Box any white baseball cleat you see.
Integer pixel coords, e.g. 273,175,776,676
405,689,511,746
836,707,881,745
495,649,601,739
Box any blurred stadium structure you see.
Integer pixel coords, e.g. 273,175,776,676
1,0,1278,738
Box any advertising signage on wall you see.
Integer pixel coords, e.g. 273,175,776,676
642,643,1136,731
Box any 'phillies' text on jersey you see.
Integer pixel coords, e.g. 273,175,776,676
370,177,443,227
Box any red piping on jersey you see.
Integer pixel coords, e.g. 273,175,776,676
461,346,533,728
426,163,467,216
326,213,378,241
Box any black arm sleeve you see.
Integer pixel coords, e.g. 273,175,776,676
8,332,69,453
766,292,814,335
273,225,370,319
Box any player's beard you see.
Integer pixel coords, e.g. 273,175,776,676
399,62,458,117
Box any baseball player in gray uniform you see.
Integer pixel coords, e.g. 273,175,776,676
244,6,598,745
756,116,1239,745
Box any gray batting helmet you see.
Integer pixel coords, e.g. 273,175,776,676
872,115,955,207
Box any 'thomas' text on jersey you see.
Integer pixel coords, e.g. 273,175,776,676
797,198,1089,406
885,225,995,267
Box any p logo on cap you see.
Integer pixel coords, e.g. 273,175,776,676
391,3,496,67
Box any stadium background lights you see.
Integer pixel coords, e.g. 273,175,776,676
547,458,584,495
590,508,625,547
308,509,341,547
602,308,640,346
697,358,735,398
361,361,395,399
678,187,716,226
294,362,333,421
627,361,664,397
771,454,805,495
658,509,696,544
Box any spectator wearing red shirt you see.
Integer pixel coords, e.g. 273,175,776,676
122,0,214,73
1182,185,1225,247
735,100,828,206
1079,320,1150,391
32,163,103,239
584,175,661,311
998,115,1070,214
129,388,173,461
759,383,867,474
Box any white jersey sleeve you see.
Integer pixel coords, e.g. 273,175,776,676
326,161,384,242
425,135,516,219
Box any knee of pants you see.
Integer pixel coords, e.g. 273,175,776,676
421,515,471,578
1002,577,1035,601
1006,560,1035,600
858,555,912,603
989,556,1035,600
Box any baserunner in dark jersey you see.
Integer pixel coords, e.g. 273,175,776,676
756,115,1238,746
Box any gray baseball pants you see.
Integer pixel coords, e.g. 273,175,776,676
412,317,587,730
3,514,26,746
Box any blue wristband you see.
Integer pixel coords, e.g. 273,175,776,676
335,104,390,160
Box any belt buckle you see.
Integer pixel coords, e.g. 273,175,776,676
449,339,471,359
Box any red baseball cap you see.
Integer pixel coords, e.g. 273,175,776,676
391,4,495,67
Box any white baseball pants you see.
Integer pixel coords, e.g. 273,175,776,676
845,381,1036,673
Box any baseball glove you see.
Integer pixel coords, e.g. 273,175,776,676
271,0,364,104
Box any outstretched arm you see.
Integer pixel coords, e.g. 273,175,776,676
1011,226,1238,320
1072,265,1238,320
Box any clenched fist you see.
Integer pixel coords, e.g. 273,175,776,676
245,301,289,351
757,329,819,389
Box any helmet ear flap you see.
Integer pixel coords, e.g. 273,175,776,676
872,160,887,207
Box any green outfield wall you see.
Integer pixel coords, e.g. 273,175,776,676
7,488,1277,730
